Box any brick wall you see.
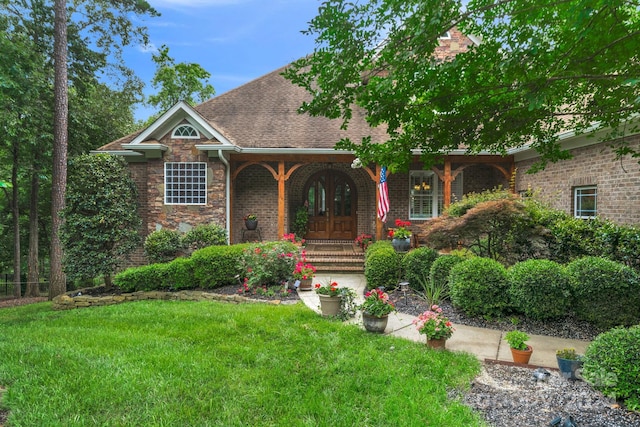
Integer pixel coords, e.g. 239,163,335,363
515,136,640,225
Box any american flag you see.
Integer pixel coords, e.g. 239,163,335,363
377,166,390,222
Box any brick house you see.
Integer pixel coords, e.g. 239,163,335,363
97,28,638,265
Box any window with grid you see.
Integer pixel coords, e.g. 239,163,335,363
164,162,207,205
574,186,597,219
171,124,199,139
409,171,463,219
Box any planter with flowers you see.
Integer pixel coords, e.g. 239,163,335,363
359,288,396,333
244,213,258,230
354,233,374,252
292,259,316,291
388,219,412,252
556,348,583,380
413,305,455,349
314,281,344,317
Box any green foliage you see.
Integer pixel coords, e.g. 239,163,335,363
364,240,393,262
566,257,640,329
284,1,640,170
583,326,640,411
164,257,196,291
292,205,310,238
504,330,529,351
507,259,571,320
144,229,183,264
446,188,514,217
241,241,300,289
114,263,169,292
182,223,227,251
147,45,215,113
402,247,439,290
191,244,248,289
414,275,448,307
429,254,465,293
60,154,141,283
449,257,510,317
364,244,401,290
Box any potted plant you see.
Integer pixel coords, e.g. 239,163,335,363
359,288,395,333
354,233,374,251
244,213,258,230
505,330,533,364
556,348,584,380
412,305,455,350
292,259,316,291
314,281,343,317
388,219,412,252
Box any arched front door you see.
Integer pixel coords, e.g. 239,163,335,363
304,170,357,240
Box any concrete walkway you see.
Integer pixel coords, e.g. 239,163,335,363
299,273,591,368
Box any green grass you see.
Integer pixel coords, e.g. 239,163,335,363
0,301,486,426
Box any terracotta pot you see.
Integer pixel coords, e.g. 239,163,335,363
510,345,533,364
297,278,313,291
426,337,447,350
362,312,389,333
318,294,342,317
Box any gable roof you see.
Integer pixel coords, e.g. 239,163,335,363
98,65,390,154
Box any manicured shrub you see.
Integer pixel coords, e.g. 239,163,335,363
429,254,465,292
507,259,571,320
182,223,227,251
449,257,510,317
144,229,183,263
583,326,640,411
114,263,170,292
364,240,393,262
191,244,248,289
566,256,640,328
364,244,401,290
164,257,196,290
402,247,439,290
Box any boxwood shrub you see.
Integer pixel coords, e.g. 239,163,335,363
583,326,640,411
164,257,196,290
402,247,439,290
144,229,183,263
508,259,571,320
364,244,401,290
449,257,510,317
114,263,170,292
192,244,249,289
364,240,393,262
429,254,465,293
566,256,640,328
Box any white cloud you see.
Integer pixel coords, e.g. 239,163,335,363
138,43,159,54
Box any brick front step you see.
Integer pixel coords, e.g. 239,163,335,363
303,240,364,273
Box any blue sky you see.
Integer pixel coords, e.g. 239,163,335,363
123,0,322,121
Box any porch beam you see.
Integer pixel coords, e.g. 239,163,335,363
443,159,452,208
278,161,285,239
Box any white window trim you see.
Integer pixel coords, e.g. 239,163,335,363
171,124,200,139
574,185,597,219
439,31,451,39
409,170,463,220
164,162,207,205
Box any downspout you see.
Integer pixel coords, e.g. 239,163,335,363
218,149,231,244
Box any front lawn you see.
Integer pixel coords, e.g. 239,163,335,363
0,301,485,426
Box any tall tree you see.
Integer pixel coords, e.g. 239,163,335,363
284,0,640,172
49,0,68,299
147,45,215,113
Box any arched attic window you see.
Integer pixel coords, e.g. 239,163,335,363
171,124,200,139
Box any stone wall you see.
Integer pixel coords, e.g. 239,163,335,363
52,289,288,311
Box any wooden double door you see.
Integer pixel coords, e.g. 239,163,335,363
304,170,357,240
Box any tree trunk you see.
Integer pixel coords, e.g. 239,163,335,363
26,153,41,297
49,0,68,299
11,142,21,299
